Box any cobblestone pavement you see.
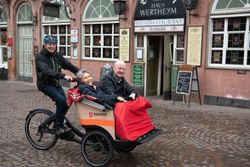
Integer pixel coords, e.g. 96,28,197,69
0,80,250,167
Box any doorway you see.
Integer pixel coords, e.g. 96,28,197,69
17,25,33,81
146,35,173,98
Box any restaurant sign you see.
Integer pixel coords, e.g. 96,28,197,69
134,0,186,32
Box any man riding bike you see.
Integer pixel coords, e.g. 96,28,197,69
35,35,80,136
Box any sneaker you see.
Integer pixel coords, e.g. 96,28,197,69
55,127,71,136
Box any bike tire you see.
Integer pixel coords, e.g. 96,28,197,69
25,109,58,150
81,130,114,167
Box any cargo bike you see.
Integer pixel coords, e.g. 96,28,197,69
25,86,161,167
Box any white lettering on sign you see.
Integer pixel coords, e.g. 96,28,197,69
134,26,184,32
139,8,177,16
135,19,184,26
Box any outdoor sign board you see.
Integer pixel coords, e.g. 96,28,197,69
132,64,143,86
134,0,186,32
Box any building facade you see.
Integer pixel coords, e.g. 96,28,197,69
0,0,250,108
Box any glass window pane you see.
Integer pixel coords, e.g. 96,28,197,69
51,26,57,34
2,47,7,62
0,29,7,45
94,36,101,46
211,50,223,64
67,25,70,34
212,34,224,47
104,36,111,46
248,51,250,65
67,36,70,45
59,25,66,34
60,36,66,45
59,47,66,56
114,48,119,59
103,24,112,34
93,24,101,34
85,48,90,57
176,50,184,62
228,17,246,31
228,33,244,48
85,25,90,34
137,35,144,47
93,48,101,57
114,36,119,46
226,50,244,65
177,34,185,48
68,47,71,56
114,24,119,33
103,48,112,58
44,26,49,34
213,19,224,31
85,36,90,46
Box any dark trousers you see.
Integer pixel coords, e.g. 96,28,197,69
42,85,68,128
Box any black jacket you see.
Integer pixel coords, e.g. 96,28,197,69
99,70,136,100
78,83,117,107
35,48,79,90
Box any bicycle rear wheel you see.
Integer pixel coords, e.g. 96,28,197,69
25,109,58,150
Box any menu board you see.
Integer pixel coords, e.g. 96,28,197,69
132,64,143,86
176,71,192,95
186,26,203,66
119,29,130,61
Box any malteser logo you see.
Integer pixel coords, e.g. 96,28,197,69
89,112,93,117
88,112,107,117
94,112,107,116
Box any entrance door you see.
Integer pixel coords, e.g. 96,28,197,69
146,36,161,96
17,25,33,80
162,35,174,100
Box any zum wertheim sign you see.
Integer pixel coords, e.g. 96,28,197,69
134,0,186,32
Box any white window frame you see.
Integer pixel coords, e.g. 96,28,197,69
42,24,71,58
208,0,250,69
81,0,119,61
82,23,119,60
208,16,250,69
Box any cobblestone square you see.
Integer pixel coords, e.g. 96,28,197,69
0,80,250,167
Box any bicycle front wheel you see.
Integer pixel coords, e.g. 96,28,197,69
25,109,58,150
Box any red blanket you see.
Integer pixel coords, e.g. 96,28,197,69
114,96,154,141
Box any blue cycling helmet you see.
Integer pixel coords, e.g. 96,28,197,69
43,35,58,44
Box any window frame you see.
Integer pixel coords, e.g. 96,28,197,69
82,22,119,60
42,24,71,58
208,15,250,69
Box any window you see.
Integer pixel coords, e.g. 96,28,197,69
209,0,250,69
174,34,185,64
83,24,119,59
43,25,71,58
42,0,71,58
82,0,119,60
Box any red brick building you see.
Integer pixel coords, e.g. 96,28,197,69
0,0,250,108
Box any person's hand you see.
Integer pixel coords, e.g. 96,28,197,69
117,96,127,102
129,93,136,100
64,75,73,81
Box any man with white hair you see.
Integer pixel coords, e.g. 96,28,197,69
99,60,136,101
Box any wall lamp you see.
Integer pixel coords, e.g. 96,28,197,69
113,0,127,20
183,0,198,16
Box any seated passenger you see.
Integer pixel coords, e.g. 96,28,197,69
99,60,155,141
77,69,126,107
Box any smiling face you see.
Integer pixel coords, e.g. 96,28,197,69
113,60,126,79
44,43,57,54
81,72,93,85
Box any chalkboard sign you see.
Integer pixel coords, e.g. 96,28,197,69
176,71,192,95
